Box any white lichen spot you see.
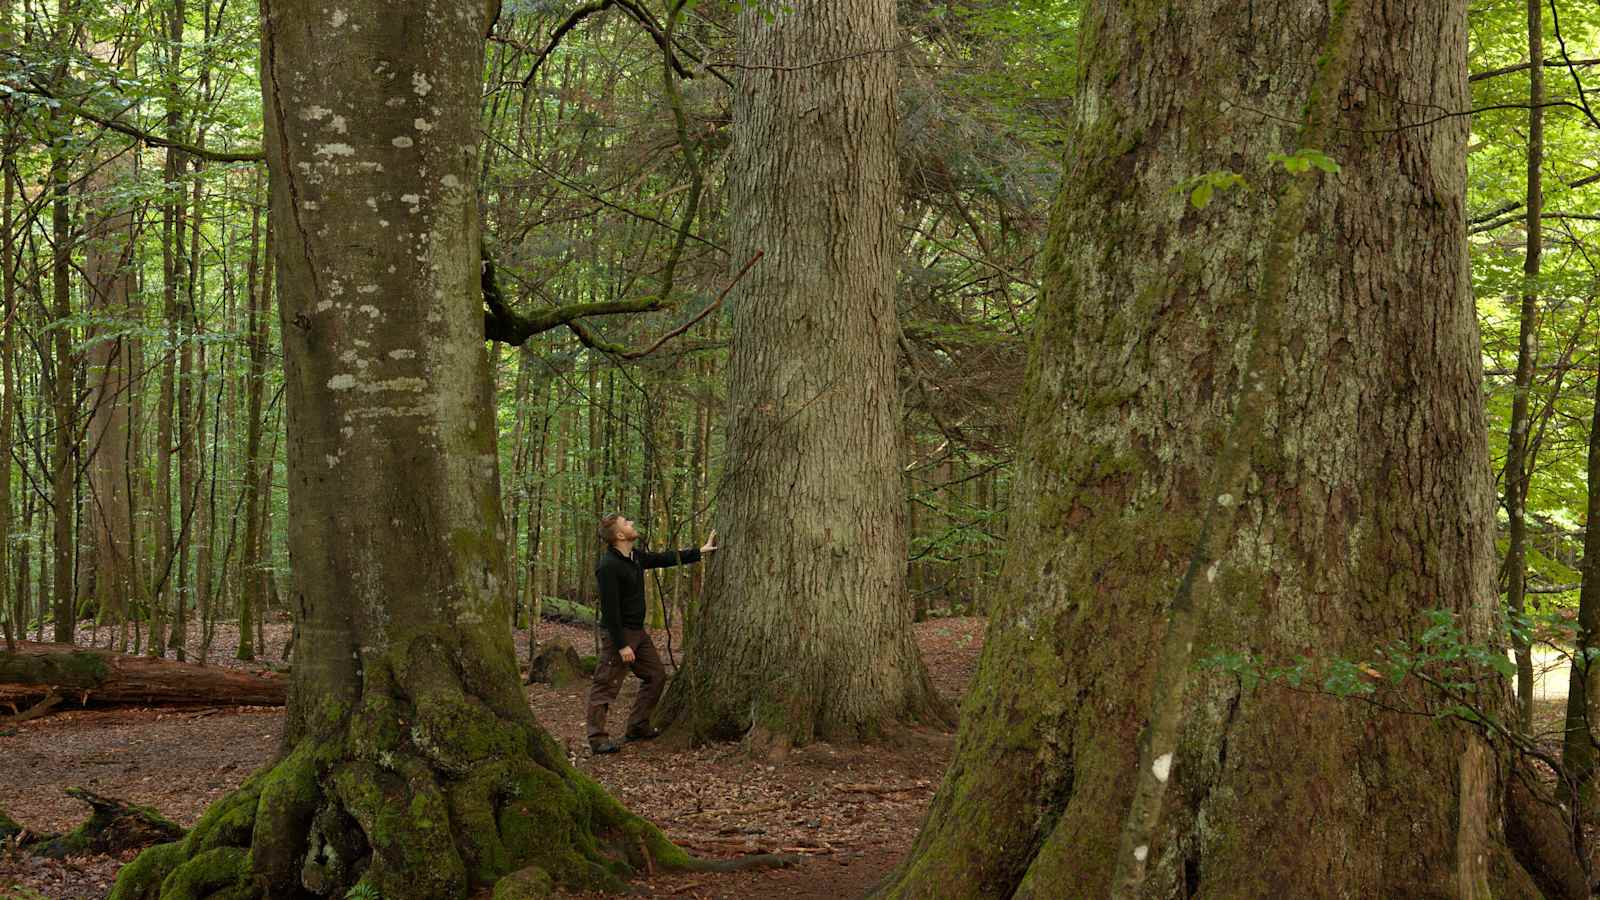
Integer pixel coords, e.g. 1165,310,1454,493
341,426,355,438
400,193,420,205
358,305,383,318
412,72,432,96
388,349,416,360
315,143,356,157
385,96,406,108
357,284,379,294
413,118,433,132
1217,493,1235,507
300,105,332,120
1205,562,1219,583
328,374,358,391
440,174,460,189
301,200,320,210
315,300,334,313
1134,845,1148,863
392,136,414,148
330,115,348,134
365,197,378,210
330,8,347,27
379,219,389,228
325,454,341,468
1152,753,1172,783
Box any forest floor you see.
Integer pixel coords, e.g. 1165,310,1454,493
0,615,988,899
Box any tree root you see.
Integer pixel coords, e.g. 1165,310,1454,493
109,657,725,899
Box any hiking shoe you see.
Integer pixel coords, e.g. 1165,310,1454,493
589,739,621,755
625,726,662,742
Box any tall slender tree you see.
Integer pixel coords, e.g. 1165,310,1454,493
659,0,944,754
879,0,1558,895
82,134,139,651
1503,0,1545,733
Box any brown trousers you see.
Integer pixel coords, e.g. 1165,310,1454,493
585,628,666,741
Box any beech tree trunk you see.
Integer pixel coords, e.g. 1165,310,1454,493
659,0,943,754
83,144,139,651
879,1,1551,896
111,3,692,897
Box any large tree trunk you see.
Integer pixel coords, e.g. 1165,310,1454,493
659,0,944,755
83,144,139,653
110,4,694,898
878,0,1552,897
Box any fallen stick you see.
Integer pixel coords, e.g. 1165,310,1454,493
832,782,926,795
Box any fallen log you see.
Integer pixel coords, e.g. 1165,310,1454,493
0,642,286,713
1,789,183,858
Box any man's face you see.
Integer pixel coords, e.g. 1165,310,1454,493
614,516,640,542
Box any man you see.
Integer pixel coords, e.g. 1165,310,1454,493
586,513,717,754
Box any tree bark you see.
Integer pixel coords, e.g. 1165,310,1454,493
238,167,269,661
659,0,944,754
47,83,76,646
1503,0,1544,735
0,6,18,653
111,3,700,897
878,0,1551,896
1563,294,1600,814
152,0,186,660
83,141,139,652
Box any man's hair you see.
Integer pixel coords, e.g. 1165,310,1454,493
597,513,623,546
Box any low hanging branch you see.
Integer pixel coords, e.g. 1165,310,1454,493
484,247,763,356
482,246,669,345
12,78,265,163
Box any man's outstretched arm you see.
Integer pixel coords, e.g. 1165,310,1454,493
637,530,718,570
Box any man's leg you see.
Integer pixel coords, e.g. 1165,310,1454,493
585,635,628,750
624,630,667,739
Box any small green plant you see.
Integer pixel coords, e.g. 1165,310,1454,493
346,883,381,900
1176,148,1343,210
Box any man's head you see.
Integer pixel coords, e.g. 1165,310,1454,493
597,513,640,548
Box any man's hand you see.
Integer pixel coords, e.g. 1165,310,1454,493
701,529,719,554
620,646,636,663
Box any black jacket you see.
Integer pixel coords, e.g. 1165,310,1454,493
595,545,702,648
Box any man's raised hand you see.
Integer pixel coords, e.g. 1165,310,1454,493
701,529,719,554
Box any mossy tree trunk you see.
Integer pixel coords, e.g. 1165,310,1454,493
878,0,1551,897
658,0,944,756
110,2,690,897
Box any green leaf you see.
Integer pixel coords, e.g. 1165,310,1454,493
1190,181,1214,209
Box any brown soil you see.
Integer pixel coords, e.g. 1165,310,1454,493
0,615,987,899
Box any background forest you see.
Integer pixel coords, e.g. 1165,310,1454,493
5,0,1593,671
2,0,1600,897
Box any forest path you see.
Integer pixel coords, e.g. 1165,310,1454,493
1,616,987,899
